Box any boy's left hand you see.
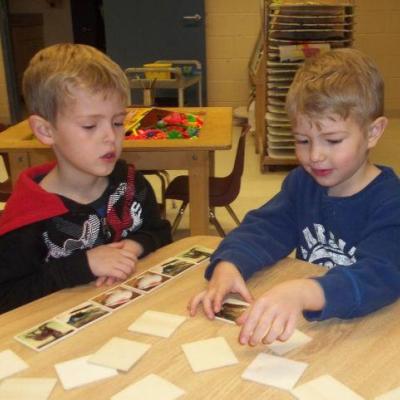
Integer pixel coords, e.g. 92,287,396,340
94,239,143,287
119,239,144,258
236,279,325,346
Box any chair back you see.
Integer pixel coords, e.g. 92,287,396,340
211,124,250,206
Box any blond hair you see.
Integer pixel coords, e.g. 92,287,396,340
286,48,384,128
23,43,129,123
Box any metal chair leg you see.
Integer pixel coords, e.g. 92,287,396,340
209,209,226,237
225,205,241,226
159,170,176,209
171,202,188,234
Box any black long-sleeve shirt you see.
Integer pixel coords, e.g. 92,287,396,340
0,160,171,313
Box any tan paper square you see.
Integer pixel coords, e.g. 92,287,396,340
111,374,185,400
88,337,150,371
181,337,238,372
0,378,56,400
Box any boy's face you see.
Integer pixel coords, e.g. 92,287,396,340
49,86,126,180
293,113,380,197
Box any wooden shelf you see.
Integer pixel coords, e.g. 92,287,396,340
255,0,355,171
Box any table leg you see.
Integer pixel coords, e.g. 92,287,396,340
188,151,209,235
198,77,203,107
178,88,184,107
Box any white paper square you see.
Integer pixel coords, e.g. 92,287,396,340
241,353,308,391
128,310,186,338
291,374,364,400
111,373,185,400
267,329,312,355
0,378,56,400
54,355,118,390
88,337,150,371
0,350,28,380
375,387,400,400
181,337,238,372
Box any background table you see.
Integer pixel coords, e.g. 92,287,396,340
1,236,399,399
0,107,232,235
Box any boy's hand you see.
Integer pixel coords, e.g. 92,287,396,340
94,276,118,287
188,261,253,319
237,279,325,346
119,239,144,258
87,242,138,281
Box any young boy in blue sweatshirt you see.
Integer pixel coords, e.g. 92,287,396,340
0,44,171,313
189,48,400,346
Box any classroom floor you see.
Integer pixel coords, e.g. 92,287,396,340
148,117,400,240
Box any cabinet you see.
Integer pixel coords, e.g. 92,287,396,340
255,0,355,171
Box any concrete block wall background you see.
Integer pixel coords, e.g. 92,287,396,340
205,0,400,115
354,0,400,116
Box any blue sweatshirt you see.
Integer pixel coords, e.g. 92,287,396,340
206,166,400,321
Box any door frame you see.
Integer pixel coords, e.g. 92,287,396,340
0,0,20,123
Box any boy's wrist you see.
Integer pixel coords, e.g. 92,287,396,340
121,239,143,257
297,278,326,311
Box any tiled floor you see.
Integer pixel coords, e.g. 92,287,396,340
148,117,400,240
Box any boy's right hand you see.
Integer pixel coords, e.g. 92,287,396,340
87,242,137,281
188,261,253,319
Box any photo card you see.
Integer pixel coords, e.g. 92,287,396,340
176,246,213,263
55,301,110,329
150,257,196,277
215,297,250,324
15,320,75,351
91,285,142,310
124,271,170,293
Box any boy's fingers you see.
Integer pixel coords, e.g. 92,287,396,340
236,284,253,304
188,291,205,316
279,314,297,342
108,241,124,248
95,276,107,287
261,316,284,344
202,289,218,319
239,305,265,345
212,289,226,314
235,308,249,326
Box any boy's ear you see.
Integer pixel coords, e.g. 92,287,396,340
367,116,388,149
28,115,55,145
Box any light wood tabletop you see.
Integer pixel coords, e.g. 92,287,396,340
1,235,399,399
0,107,233,235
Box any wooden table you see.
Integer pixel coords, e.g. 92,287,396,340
1,235,399,399
0,107,232,235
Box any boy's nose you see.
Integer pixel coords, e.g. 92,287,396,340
310,144,325,162
104,124,117,142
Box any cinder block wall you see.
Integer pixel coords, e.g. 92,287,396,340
354,0,400,116
205,0,261,108
205,0,400,115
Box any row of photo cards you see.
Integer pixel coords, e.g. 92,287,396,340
14,246,213,352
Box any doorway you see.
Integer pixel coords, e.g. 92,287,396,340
102,0,207,106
